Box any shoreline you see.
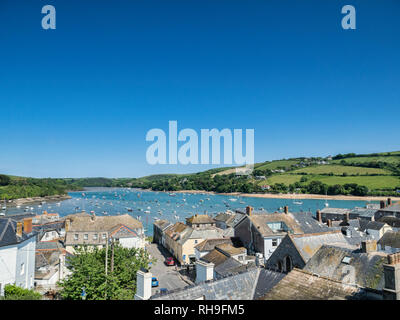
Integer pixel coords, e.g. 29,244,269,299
171,190,400,202
6,194,72,207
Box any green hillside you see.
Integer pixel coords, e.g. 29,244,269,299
129,150,400,196
2,150,400,199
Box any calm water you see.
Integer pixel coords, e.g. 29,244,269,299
4,188,376,236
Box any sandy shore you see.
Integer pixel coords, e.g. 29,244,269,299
6,194,72,207
172,190,400,202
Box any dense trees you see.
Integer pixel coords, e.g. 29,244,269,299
59,245,154,300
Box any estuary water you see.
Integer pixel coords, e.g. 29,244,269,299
5,187,375,236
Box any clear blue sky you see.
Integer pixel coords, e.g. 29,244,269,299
0,0,399,178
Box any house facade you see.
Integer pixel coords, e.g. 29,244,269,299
0,218,36,296
64,212,144,254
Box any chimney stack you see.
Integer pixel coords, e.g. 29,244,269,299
134,268,152,300
380,200,386,209
246,206,253,216
16,221,23,237
23,218,32,234
65,218,71,232
284,206,289,214
361,240,377,253
388,198,392,206
383,253,400,300
316,210,322,223
327,219,332,228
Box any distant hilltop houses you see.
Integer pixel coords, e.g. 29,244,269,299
2,197,400,300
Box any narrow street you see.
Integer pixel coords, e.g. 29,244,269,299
145,243,191,295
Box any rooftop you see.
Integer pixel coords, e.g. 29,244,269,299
66,213,143,232
151,267,285,300
0,217,36,248
260,268,369,300
186,214,215,225
303,244,387,290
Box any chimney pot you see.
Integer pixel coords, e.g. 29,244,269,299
284,206,289,214
316,210,322,223
23,218,32,234
380,200,386,209
65,218,71,232
327,219,332,228
388,198,392,206
246,206,253,216
16,221,23,237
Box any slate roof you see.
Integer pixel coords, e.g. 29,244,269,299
201,248,229,265
215,243,246,256
151,267,285,300
247,213,303,237
290,211,331,234
303,244,387,290
214,257,246,277
214,212,245,228
153,219,172,230
359,220,388,232
378,231,400,249
290,230,355,262
260,268,369,300
379,201,400,213
186,214,215,225
109,224,139,238
66,213,143,231
36,241,64,251
320,208,351,216
350,207,378,219
195,237,241,252
331,219,361,229
214,213,232,223
0,217,36,248
377,216,400,228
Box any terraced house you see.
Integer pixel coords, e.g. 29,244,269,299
163,216,227,265
234,206,330,264
64,212,145,254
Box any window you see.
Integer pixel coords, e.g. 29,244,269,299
194,240,198,244
102,233,107,240
74,234,79,240
272,239,278,247
84,234,88,240
20,263,25,275
93,234,98,240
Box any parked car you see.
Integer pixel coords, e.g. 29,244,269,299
152,277,159,287
165,257,175,266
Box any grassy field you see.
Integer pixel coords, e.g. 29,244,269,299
291,165,390,175
331,156,400,165
258,174,400,190
254,160,300,170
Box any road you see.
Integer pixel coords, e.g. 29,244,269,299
145,243,190,295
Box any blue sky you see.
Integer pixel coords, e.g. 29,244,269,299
0,0,399,178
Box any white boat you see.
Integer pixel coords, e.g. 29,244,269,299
229,198,238,202
0,212,5,216
144,210,150,214
293,201,303,205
